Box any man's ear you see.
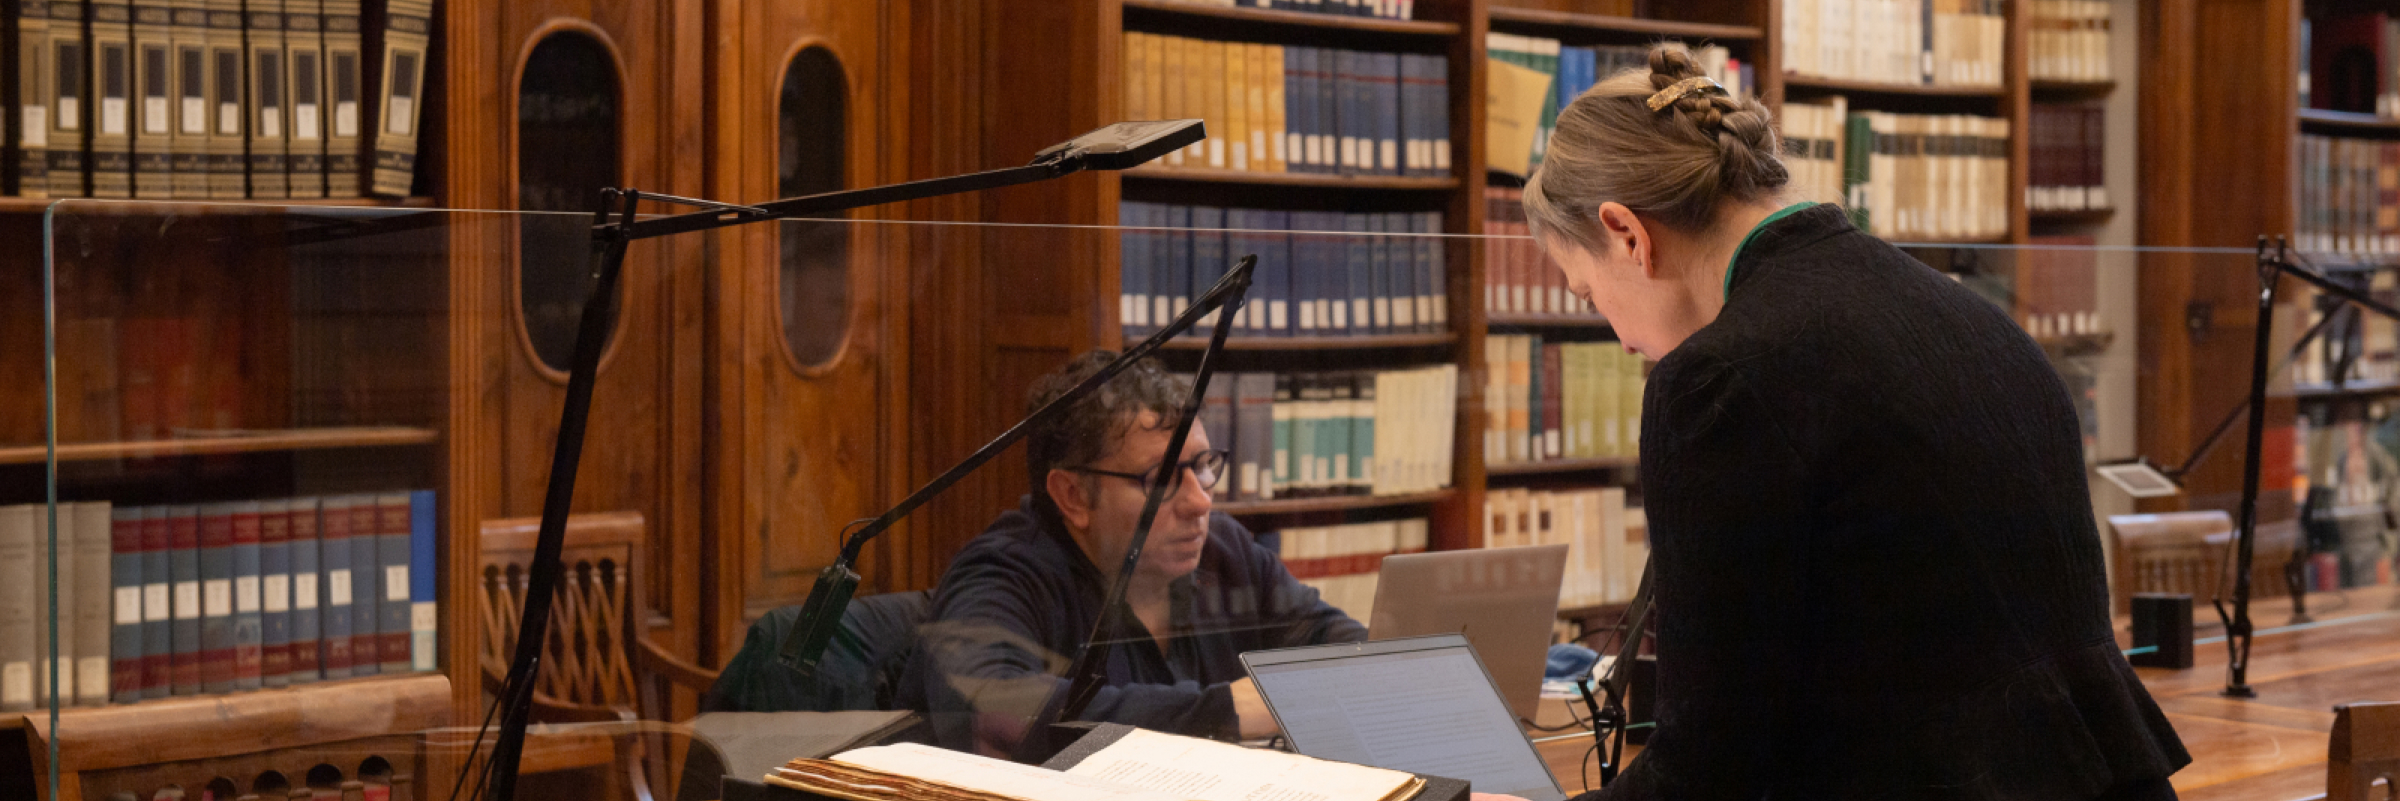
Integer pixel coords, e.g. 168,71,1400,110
1045,468,1095,531
1594,202,1656,278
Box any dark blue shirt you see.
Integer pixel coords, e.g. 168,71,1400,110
903,496,1364,754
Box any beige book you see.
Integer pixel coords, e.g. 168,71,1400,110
1201,40,1225,169
1244,43,1268,172
1505,334,1530,463
1223,39,1247,170
1121,32,1146,122
1163,35,1190,166
130,0,170,195
321,0,359,194
165,0,203,196
1484,335,1507,463
9,2,50,198
203,0,240,197
368,0,429,196
1597,487,1627,603
282,0,321,196
243,0,286,197
1261,43,1283,172
45,0,85,197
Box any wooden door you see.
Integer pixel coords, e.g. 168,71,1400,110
707,0,906,655
443,0,710,724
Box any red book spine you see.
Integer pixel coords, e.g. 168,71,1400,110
232,506,264,688
168,511,202,694
319,502,352,676
287,502,321,678
377,496,411,668
258,504,290,684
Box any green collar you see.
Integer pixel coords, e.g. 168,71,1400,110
1723,202,1815,302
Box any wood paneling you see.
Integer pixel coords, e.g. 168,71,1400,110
704,0,904,655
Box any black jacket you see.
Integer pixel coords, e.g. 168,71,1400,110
1595,205,2189,801
902,496,1364,754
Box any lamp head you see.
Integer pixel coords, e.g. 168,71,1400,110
2096,458,2183,499
1033,120,1206,171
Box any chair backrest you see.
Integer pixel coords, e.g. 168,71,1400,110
702,590,933,714
478,511,647,711
2107,512,2233,612
2328,701,2400,801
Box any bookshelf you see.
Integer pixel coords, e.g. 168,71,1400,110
1485,7,1764,42
1143,333,1461,351
0,427,442,466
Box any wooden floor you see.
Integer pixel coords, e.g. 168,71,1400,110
1532,585,2400,800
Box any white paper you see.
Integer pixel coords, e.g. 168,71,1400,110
328,568,353,606
173,581,200,619
204,578,232,616
144,583,169,621
263,574,290,613
294,573,319,610
234,575,260,613
1064,728,1418,801
115,587,143,624
822,743,1181,801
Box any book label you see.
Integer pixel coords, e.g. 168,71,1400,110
295,573,317,609
116,587,141,623
263,574,289,612
2,664,28,707
20,107,45,146
203,578,230,615
174,581,199,618
144,584,168,619
182,97,203,133
328,568,351,605
385,565,406,600
235,575,261,612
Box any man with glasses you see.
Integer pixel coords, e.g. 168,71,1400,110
904,351,1366,756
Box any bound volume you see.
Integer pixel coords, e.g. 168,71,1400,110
367,0,425,196
766,727,1427,801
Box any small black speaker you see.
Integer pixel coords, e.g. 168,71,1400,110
1627,654,1658,744
2129,593,2195,669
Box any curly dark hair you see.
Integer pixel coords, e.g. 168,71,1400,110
1022,350,1193,523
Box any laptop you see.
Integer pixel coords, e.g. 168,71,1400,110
1368,544,1568,725
1240,634,1570,801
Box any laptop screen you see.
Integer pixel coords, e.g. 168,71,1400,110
1244,636,1568,801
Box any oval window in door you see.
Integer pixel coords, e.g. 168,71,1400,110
517,31,621,373
777,45,850,370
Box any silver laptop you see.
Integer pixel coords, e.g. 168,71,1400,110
1241,634,1569,801
1368,544,1568,724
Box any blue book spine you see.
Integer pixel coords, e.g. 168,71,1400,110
1401,55,1425,177
1164,205,1193,335
165,506,200,695
287,497,321,684
1191,206,1227,330
1337,50,1361,176
1291,213,1316,336
109,507,144,704
348,495,381,676
1319,213,1346,336
1416,211,1445,332
1378,53,1401,176
1223,208,1252,334
197,503,236,694
230,501,264,691
409,490,437,673
319,497,353,680
1283,48,1307,174
1261,210,1292,337
1430,55,1451,174
138,507,170,698
1119,201,1148,339
257,499,291,689
1368,214,1393,334
1343,213,1372,336
1318,49,1340,176
1384,212,1415,333
380,493,415,673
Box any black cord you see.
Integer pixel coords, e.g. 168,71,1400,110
445,684,506,801
1581,741,1600,794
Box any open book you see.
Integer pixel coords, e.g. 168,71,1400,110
765,728,1425,801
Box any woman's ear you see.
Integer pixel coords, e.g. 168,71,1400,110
1594,202,1656,278
1045,468,1095,531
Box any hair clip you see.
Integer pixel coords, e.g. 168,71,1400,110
1646,76,1728,111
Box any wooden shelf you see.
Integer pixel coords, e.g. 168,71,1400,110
1487,7,1762,42
2031,207,2117,225
6,673,450,775
1488,313,1613,330
0,196,439,213
1142,332,1457,351
1120,0,1461,38
0,426,441,465
2036,331,2114,359
1215,488,1454,516
1487,456,1637,477
1782,74,2008,99
1558,600,1634,623
2299,109,2400,138
1123,166,1459,191
2030,79,2117,98
2292,378,2400,403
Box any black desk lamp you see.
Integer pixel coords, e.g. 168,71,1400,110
476,120,1207,801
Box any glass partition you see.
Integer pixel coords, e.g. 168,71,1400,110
9,201,2398,801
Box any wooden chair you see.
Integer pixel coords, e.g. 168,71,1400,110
2105,512,2298,615
478,512,719,801
2328,701,2400,801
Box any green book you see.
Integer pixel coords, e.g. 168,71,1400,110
1844,112,1874,233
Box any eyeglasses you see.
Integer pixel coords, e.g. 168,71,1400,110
1070,448,1230,495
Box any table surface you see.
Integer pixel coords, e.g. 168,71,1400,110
1528,585,2400,800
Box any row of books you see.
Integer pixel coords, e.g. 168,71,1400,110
0,493,435,711
1484,335,1646,466
2292,271,2399,387
2297,134,2400,260
1486,488,1646,610
1,0,431,200
2027,103,2109,213
2305,12,2400,119
1480,187,1598,318
1122,33,1451,177
1843,108,2012,241
2015,234,2104,340
1487,34,1745,176
1781,0,2007,87
1782,101,2012,240
1151,0,1422,20
1118,204,1448,339
1271,518,1429,625
2027,0,2113,82
1194,366,1459,503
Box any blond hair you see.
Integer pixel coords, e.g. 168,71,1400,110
1522,44,1789,252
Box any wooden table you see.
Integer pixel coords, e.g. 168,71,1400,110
1527,585,2400,800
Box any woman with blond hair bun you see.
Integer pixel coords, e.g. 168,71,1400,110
1504,44,2188,801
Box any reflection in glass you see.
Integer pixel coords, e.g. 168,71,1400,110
517,32,620,372
778,46,849,369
